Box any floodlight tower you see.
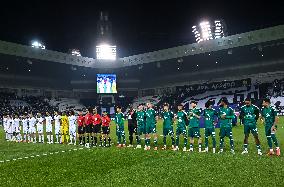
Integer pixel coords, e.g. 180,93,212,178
96,11,116,60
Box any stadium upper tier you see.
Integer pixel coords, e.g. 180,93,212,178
0,25,284,69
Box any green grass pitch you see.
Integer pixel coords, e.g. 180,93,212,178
1,118,284,186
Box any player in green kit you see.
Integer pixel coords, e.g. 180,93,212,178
218,97,235,154
188,101,202,152
202,100,218,153
174,104,188,152
261,98,280,156
161,103,175,150
144,102,158,151
115,106,126,148
136,104,146,149
239,98,262,155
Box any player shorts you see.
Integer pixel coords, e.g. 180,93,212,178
219,127,233,138
244,124,258,136
176,127,187,136
13,126,20,133
102,126,110,134
265,124,277,136
85,124,92,133
37,124,43,134
29,126,36,134
93,124,101,133
23,126,29,134
69,126,76,135
145,123,156,134
116,125,125,136
137,122,146,135
78,126,85,134
60,126,68,135
46,124,53,133
188,127,200,138
8,126,13,134
205,127,215,137
55,125,60,134
163,127,174,136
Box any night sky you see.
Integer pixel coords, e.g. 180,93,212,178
0,0,283,58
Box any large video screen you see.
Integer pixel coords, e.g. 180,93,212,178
97,74,117,94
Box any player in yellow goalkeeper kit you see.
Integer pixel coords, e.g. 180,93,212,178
60,112,69,144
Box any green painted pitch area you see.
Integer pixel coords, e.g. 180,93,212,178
1,118,284,186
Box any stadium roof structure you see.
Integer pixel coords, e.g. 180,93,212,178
0,25,284,69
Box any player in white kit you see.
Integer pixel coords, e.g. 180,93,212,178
36,113,45,143
13,115,21,142
3,115,8,140
68,111,77,145
54,111,61,143
21,114,29,142
28,114,37,143
45,112,53,144
6,115,14,141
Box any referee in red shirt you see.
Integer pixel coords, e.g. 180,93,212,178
77,110,85,145
84,108,93,148
92,108,102,147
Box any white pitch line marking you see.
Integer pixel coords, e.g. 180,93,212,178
6,160,10,162
79,148,83,150
24,157,29,159
30,156,34,158
50,153,53,155
18,158,23,160
0,161,4,163
42,153,47,156
13,159,17,161
73,149,77,151
62,151,65,153
55,152,59,154
69,150,72,152
36,155,40,157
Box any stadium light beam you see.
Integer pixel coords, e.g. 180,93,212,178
31,40,45,49
96,44,116,60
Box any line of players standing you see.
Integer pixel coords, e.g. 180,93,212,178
2,108,112,148
115,97,280,156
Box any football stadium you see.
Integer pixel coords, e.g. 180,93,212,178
1,1,284,186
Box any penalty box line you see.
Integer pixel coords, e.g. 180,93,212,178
0,147,85,164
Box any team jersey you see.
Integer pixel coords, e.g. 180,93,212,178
22,118,28,128
93,114,101,125
240,104,259,125
29,117,37,127
203,108,218,128
3,117,8,129
54,115,61,126
188,107,201,128
161,111,174,129
146,108,157,124
61,115,69,127
45,116,53,126
14,118,20,128
77,116,85,126
176,110,187,128
102,116,111,126
7,118,14,128
136,111,146,124
84,113,93,125
37,117,44,124
68,115,77,127
261,106,278,125
218,106,234,128
115,112,124,126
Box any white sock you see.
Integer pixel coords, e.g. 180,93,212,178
70,137,73,143
41,135,44,143
270,149,274,152
51,135,53,143
47,135,50,143
39,135,42,142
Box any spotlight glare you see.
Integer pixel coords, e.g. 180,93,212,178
96,44,116,60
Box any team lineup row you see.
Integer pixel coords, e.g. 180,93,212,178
2,97,281,156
